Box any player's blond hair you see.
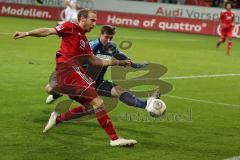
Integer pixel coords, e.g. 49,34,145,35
77,8,97,21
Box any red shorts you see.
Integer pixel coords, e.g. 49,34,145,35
54,62,97,105
221,26,234,38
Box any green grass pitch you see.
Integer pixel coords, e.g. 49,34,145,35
0,16,240,160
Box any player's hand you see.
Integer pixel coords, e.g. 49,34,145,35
105,42,117,51
13,32,28,39
131,61,149,68
118,60,132,66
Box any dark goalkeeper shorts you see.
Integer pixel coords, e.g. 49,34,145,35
96,80,117,97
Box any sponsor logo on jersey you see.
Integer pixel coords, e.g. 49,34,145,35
79,40,86,50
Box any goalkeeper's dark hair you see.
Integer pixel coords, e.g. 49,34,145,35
77,8,97,21
101,25,116,35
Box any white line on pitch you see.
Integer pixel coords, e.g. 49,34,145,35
224,156,240,160
164,95,240,108
112,73,240,82
0,32,12,35
162,73,240,80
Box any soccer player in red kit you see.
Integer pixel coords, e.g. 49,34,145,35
216,2,235,55
13,9,137,147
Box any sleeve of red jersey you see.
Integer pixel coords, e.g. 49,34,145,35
85,42,94,56
55,22,74,37
219,11,223,22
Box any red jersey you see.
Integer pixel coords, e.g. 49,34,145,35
55,21,93,63
220,10,235,28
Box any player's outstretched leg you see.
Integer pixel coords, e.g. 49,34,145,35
119,91,147,109
216,39,225,48
113,85,160,110
46,93,62,104
216,41,222,48
56,106,94,123
90,97,137,147
119,89,161,109
45,84,63,104
43,111,59,133
43,105,93,133
118,88,163,117
216,35,226,48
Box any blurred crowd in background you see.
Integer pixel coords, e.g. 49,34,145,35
131,0,240,8
0,0,239,9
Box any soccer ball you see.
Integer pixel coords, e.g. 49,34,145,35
147,99,166,117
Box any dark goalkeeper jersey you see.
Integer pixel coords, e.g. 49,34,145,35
87,38,129,85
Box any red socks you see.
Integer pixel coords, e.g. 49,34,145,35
95,107,119,140
56,106,93,124
227,41,232,55
56,106,119,141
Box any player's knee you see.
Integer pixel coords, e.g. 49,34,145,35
90,96,104,109
111,86,126,97
45,84,57,94
45,84,52,94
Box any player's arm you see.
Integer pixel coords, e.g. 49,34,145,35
114,52,148,68
88,40,130,67
64,0,76,9
111,44,148,68
219,12,226,28
13,28,57,39
88,55,131,67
